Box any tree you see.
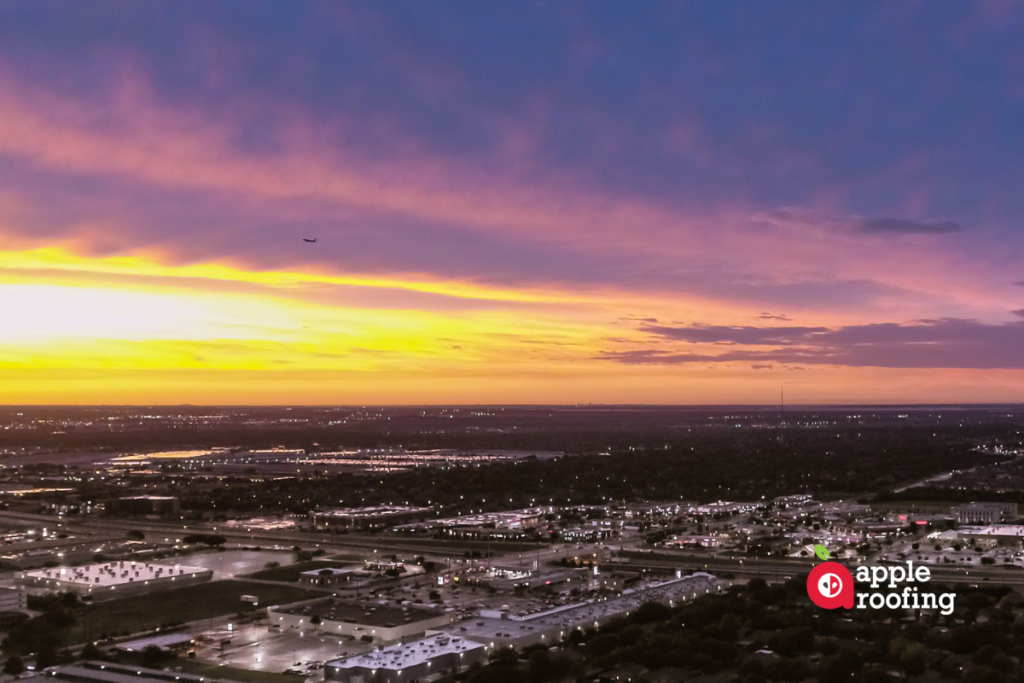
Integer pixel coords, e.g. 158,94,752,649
900,643,927,676
80,642,106,661
36,642,59,670
310,614,321,632
527,650,558,681
141,645,167,666
3,655,24,675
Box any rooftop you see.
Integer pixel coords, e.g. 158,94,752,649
314,505,431,519
40,662,210,683
116,632,196,652
959,525,1024,536
329,635,483,671
24,561,209,588
448,573,719,642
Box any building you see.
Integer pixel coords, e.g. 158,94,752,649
599,571,641,592
298,567,370,587
269,598,454,643
444,573,719,650
0,587,27,614
395,507,546,540
0,587,28,627
957,525,1024,547
310,506,433,531
325,635,485,683
31,662,243,683
113,496,181,516
18,560,212,598
115,632,196,653
952,502,1019,525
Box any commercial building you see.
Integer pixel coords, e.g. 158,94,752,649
310,506,433,531
952,502,1019,525
18,560,212,598
0,587,27,614
115,632,196,654
445,573,719,650
113,496,181,516
957,525,1024,547
269,598,454,643
31,662,238,683
0,587,27,627
395,507,545,540
325,635,485,683
298,567,371,587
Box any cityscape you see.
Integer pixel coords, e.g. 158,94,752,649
3,3,1024,683
0,407,1019,681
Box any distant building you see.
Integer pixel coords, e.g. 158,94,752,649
270,598,453,643
443,573,719,650
115,632,196,653
599,571,641,592
952,502,1018,525
30,662,245,683
310,505,432,531
0,587,28,628
957,525,1024,547
325,635,485,683
113,496,180,516
298,567,369,587
18,560,211,599
395,507,545,540
0,586,27,614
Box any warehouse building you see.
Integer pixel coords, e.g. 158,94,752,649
957,525,1024,547
113,496,181,516
30,662,242,683
325,635,485,683
444,573,720,650
310,506,433,531
270,598,453,642
19,560,212,598
952,502,1019,525
298,566,371,587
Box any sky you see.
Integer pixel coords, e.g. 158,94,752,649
1,1,1024,404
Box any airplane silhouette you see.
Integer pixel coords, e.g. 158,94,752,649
303,238,317,243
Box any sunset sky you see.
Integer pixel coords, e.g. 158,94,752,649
2,2,1024,404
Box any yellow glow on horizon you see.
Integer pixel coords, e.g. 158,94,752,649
0,247,592,306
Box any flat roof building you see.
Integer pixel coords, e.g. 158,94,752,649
270,598,453,643
310,506,433,531
325,635,485,683
957,525,1024,547
113,496,181,516
19,561,212,598
445,573,720,650
30,662,242,683
298,567,370,587
115,632,196,653
952,502,1019,525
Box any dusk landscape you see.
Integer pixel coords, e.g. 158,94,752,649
2,4,1024,683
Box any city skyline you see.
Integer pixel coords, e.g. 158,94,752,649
2,2,1024,403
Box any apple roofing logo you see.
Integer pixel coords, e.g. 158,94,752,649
807,545,854,609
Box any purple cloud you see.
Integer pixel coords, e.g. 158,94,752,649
751,209,962,235
602,318,1024,369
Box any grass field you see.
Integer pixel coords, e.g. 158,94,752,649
72,580,317,642
243,560,351,582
